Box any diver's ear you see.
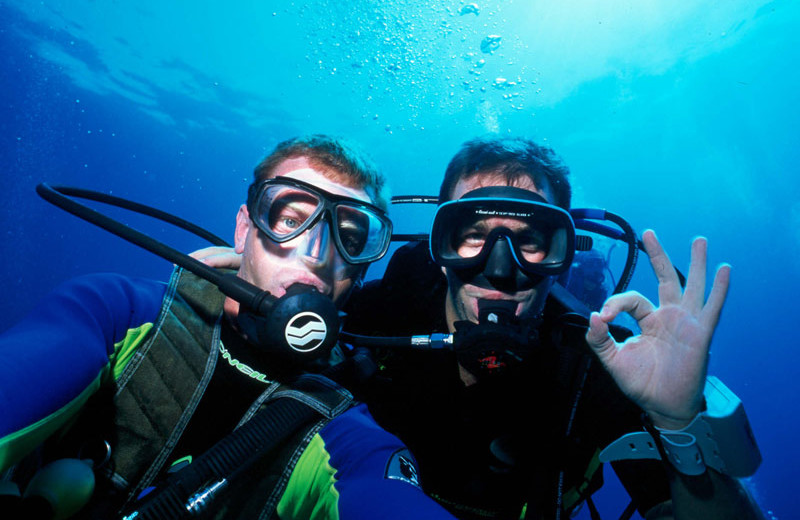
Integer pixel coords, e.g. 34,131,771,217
234,204,250,254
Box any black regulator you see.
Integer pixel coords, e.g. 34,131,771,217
228,281,341,363
452,299,538,379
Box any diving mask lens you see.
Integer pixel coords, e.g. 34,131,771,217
430,194,576,277
249,177,392,264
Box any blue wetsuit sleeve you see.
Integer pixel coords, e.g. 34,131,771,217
0,273,166,469
277,403,456,520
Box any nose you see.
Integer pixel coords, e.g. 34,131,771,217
483,236,518,291
297,218,335,268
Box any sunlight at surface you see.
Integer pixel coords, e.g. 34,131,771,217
9,0,776,134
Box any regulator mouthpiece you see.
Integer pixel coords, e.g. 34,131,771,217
453,299,535,380
236,283,341,364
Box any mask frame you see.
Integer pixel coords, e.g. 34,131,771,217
429,186,576,280
247,176,392,265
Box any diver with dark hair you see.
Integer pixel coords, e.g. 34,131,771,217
0,135,458,519
341,136,765,520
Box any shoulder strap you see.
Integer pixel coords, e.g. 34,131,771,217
119,388,325,519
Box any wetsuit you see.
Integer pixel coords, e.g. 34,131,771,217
344,242,671,520
0,268,456,519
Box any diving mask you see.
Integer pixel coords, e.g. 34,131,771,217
247,176,393,265
429,186,576,279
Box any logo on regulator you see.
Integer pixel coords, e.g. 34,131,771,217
284,311,328,352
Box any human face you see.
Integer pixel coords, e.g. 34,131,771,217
442,173,556,331
234,157,373,308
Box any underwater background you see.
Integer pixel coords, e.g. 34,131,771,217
1,1,797,518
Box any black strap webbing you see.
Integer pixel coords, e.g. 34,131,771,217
586,496,602,520
618,500,638,520
120,396,322,519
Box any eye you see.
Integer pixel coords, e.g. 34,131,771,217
340,229,366,256
269,201,312,235
462,231,486,245
338,218,369,256
278,216,300,230
453,226,486,257
517,230,548,261
336,207,371,257
519,235,543,250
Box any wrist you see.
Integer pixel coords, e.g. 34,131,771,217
646,410,699,431
645,394,706,431
599,377,761,477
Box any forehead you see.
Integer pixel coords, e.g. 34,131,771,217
451,172,553,203
271,156,371,203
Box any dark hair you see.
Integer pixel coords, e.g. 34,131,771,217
251,134,388,210
438,136,572,209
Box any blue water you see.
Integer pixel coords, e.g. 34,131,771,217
1,2,796,518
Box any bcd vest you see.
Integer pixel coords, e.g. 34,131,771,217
65,268,352,519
